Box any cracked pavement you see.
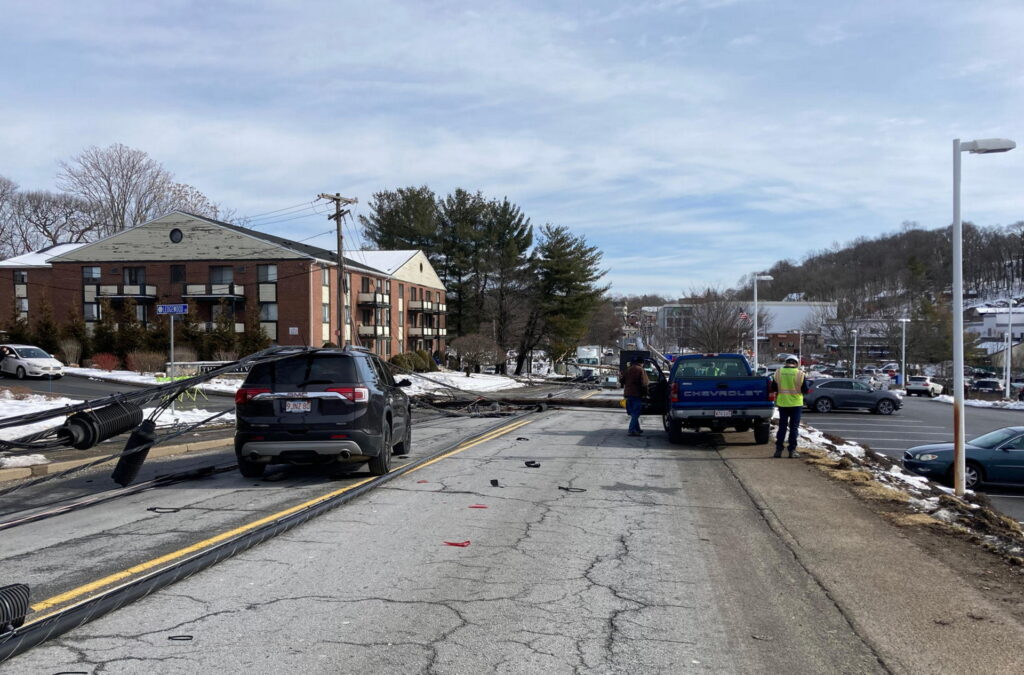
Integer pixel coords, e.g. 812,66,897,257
5,409,888,673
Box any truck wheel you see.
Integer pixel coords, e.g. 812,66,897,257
666,417,683,444
753,423,770,445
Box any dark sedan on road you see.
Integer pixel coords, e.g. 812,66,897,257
903,426,1024,490
804,378,902,415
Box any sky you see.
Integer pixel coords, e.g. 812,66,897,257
1,0,1022,298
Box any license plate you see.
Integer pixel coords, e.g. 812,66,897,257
285,400,311,413
714,410,731,418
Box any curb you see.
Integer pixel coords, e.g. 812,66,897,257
1,438,232,484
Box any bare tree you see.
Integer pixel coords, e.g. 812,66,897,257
682,288,748,353
10,190,103,251
154,182,232,221
0,175,17,258
57,143,173,234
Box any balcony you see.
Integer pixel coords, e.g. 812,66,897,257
182,283,245,299
358,324,390,337
408,300,433,312
408,326,436,337
357,292,390,307
93,284,159,300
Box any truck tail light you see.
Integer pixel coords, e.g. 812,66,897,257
235,387,270,405
327,387,370,402
670,381,679,402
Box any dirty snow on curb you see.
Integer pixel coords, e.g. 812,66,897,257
395,371,526,396
65,367,241,394
931,394,1024,410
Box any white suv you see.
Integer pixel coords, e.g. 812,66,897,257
0,344,64,379
905,375,942,397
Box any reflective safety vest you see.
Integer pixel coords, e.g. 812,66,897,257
774,367,805,408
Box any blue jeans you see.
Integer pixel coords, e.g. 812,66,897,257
626,396,644,433
777,406,802,452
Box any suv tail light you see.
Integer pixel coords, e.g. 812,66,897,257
235,387,270,405
670,381,679,402
327,387,370,402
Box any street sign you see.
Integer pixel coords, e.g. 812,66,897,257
156,304,188,315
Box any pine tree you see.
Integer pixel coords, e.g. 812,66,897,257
116,298,146,358
91,298,118,355
238,302,271,356
31,297,60,355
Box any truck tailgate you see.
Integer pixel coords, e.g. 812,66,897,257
672,376,770,408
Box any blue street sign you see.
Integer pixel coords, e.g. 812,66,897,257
156,304,189,315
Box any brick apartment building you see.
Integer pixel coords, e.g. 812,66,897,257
0,212,447,357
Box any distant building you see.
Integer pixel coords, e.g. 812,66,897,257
0,212,447,357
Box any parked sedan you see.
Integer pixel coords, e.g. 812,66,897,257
0,344,64,379
903,426,1024,489
805,378,902,415
972,379,1005,394
905,375,943,397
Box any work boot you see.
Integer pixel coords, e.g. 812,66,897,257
789,450,801,458
773,450,782,458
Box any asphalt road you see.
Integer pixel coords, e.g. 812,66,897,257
802,395,1024,520
4,409,886,673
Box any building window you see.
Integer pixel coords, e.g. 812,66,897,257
425,290,431,302
124,267,146,284
410,287,417,301
210,266,233,284
16,298,28,315
212,303,235,320
322,303,330,323
257,264,278,282
362,309,372,324
398,283,404,299
361,276,371,292
13,271,27,284
399,306,404,326
322,267,330,286
84,302,99,322
136,304,147,323
170,265,186,284
81,266,100,282
259,302,278,321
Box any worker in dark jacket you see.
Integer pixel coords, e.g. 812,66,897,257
621,357,650,436
771,356,809,457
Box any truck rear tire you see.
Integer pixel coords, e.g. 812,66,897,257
666,417,683,444
754,423,770,445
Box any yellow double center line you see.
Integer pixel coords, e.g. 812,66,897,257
29,417,534,617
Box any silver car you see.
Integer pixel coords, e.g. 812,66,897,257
905,375,942,397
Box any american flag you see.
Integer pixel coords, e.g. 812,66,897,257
739,312,749,320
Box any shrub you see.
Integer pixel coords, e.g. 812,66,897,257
213,350,238,362
58,338,82,366
389,352,415,373
126,351,166,374
171,345,198,363
417,349,438,372
90,353,120,372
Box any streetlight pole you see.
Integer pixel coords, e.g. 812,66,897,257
951,137,1016,496
1005,301,1015,399
851,329,858,375
797,330,803,364
752,274,773,370
899,318,910,389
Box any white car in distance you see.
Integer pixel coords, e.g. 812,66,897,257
905,375,942,397
0,344,65,380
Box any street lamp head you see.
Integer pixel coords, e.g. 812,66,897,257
960,138,1016,154
851,329,857,334
899,318,911,323
754,275,774,281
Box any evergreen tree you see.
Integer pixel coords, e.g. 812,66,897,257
209,299,238,357
116,298,146,357
358,186,439,257
31,297,60,355
238,302,271,356
5,304,32,344
60,303,91,359
483,198,532,371
91,298,118,355
436,188,488,337
180,303,210,359
515,225,607,374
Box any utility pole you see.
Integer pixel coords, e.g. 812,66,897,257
319,193,358,346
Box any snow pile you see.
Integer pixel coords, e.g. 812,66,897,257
404,370,526,397
65,367,241,394
0,453,48,469
932,395,1024,410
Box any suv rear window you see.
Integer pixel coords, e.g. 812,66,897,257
246,353,357,386
909,376,927,383
674,357,748,378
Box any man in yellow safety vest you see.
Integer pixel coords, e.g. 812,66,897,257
772,356,809,458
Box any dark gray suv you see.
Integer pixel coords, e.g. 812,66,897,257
805,378,902,415
234,348,412,478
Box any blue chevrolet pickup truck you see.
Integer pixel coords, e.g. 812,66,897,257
641,353,774,444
